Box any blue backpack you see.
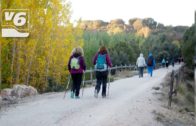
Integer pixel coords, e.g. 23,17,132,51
95,54,107,70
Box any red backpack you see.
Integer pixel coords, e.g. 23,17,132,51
147,57,153,66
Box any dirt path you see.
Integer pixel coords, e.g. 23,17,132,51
0,66,180,126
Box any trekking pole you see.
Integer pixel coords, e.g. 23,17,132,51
107,68,111,97
63,75,71,99
82,72,86,97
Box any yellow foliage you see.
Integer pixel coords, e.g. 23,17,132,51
133,19,143,31
137,27,151,38
1,0,84,91
172,40,180,48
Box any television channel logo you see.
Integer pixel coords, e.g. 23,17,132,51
1,9,29,37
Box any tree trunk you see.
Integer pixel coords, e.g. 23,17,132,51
26,1,50,86
16,42,21,84
10,40,16,86
26,44,37,86
0,41,2,90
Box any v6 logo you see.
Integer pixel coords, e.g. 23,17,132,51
1,9,30,38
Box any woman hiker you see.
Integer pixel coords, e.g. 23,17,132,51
68,47,86,99
93,46,112,98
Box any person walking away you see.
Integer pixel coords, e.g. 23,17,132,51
136,53,146,78
166,59,169,68
147,53,155,77
162,58,166,67
93,46,112,98
68,47,86,99
171,58,175,67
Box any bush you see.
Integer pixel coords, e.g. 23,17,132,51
185,92,194,104
45,77,65,92
177,84,186,95
182,25,195,68
109,42,136,66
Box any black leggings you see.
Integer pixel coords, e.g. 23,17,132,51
71,73,83,97
95,71,108,96
138,67,144,77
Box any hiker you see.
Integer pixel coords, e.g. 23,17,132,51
147,53,155,77
136,53,146,78
93,46,112,98
171,58,175,67
166,59,169,68
68,47,86,99
161,58,166,67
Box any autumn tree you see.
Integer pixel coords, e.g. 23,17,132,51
0,0,83,92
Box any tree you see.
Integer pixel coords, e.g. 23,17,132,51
182,25,195,68
0,0,83,92
83,31,110,69
109,42,135,66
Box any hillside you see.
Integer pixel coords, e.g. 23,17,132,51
79,18,188,38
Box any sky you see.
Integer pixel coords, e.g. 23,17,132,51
69,0,196,26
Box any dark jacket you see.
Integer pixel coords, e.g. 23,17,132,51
68,54,86,74
147,55,155,67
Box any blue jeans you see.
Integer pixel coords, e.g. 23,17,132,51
147,66,153,77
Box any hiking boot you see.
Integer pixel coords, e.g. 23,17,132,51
70,91,74,99
102,94,106,98
75,96,80,99
102,95,106,98
94,90,98,98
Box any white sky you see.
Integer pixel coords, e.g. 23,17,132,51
69,0,195,26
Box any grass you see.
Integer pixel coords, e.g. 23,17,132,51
0,83,11,90
177,84,186,95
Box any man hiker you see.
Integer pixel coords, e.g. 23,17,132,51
147,53,155,77
166,59,169,68
136,53,146,78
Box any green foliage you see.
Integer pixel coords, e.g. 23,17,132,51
83,26,184,68
142,18,157,29
156,51,170,62
141,32,181,63
178,84,186,95
185,92,194,105
45,77,64,92
109,42,135,66
83,31,110,69
83,31,141,67
182,25,195,68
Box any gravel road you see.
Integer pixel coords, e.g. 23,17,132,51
0,66,180,126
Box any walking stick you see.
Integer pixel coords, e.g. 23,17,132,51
107,68,111,97
63,75,71,99
82,72,86,97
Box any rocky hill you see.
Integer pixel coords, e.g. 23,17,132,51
79,18,188,38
